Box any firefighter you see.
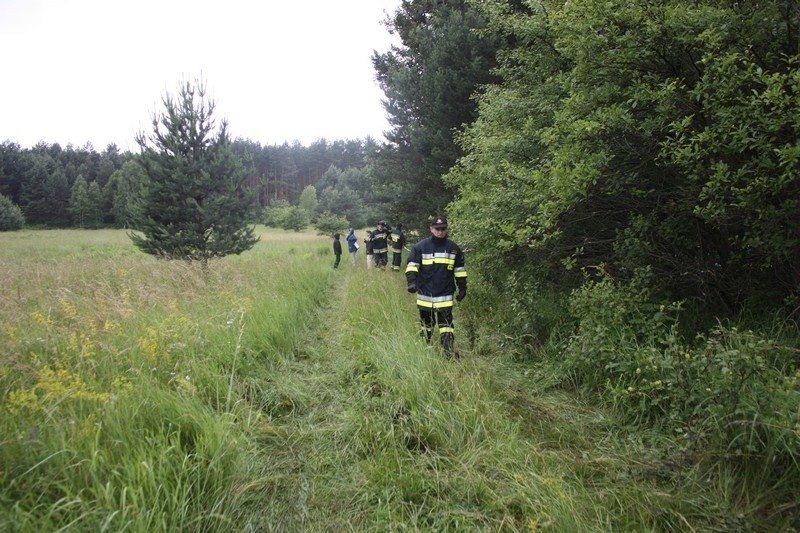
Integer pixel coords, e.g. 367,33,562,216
389,223,407,271
405,215,467,358
369,221,390,270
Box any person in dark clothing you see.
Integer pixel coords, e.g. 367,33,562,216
369,221,390,270
332,233,342,269
364,230,375,269
405,215,467,358
390,224,406,271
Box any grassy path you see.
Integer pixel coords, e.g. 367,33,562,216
0,230,744,530
245,263,702,531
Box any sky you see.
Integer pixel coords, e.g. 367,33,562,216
0,0,401,152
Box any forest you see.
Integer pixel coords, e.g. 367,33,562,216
0,137,380,230
1,0,799,527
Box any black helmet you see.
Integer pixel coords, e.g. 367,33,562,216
430,215,448,229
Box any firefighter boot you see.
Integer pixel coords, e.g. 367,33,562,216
420,327,433,346
441,332,457,359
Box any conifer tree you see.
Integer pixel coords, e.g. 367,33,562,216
131,80,258,262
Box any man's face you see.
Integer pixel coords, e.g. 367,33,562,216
430,226,448,237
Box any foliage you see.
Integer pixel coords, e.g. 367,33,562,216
315,165,372,228
662,51,800,301
1,142,127,228
231,137,379,206
280,205,308,232
298,184,318,219
103,159,148,229
314,211,350,237
1,134,381,231
131,80,259,262
19,151,71,226
449,0,800,319
372,0,503,231
0,193,24,230
68,174,103,228
262,199,291,228
559,270,800,499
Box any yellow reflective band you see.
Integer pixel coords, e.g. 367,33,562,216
416,298,454,309
421,257,455,266
439,326,454,334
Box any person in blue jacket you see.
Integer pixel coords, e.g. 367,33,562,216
345,228,358,265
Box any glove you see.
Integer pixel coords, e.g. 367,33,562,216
407,282,417,293
455,287,466,302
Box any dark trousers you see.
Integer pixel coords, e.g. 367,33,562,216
374,252,388,269
392,252,402,270
332,254,341,268
419,307,455,357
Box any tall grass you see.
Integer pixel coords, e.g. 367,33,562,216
0,227,332,531
3,228,784,531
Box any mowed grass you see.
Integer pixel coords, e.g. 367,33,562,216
1,228,731,531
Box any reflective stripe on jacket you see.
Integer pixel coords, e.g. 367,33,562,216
370,228,390,254
405,235,466,305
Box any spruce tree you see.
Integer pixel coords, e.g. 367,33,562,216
131,81,258,262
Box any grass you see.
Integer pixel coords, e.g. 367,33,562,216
0,227,781,531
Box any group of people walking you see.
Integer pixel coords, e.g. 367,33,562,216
332,221,404,270
332,215,467,359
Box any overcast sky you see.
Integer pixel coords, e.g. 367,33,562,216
0,0,400,152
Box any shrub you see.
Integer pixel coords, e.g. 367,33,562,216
561,269,800,487
0,194,24,231
263,201,291,228
314,211,350,237
280,206,308,232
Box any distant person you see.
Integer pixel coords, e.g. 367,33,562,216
405,215,467,358
369,221,390,270
364,230,375,269
346,228,359,265
389,223,406,271
332,233,342,269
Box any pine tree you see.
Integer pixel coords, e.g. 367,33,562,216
130,80,258,263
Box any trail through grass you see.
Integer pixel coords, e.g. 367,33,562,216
0,229,754,531
242,261,719,531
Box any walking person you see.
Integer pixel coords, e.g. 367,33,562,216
364,230,375,270
390,223,406,271
346,228,359,265
369,221,390,270
405,215,467,358
332,233,342,269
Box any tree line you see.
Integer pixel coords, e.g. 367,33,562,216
0,134,380,230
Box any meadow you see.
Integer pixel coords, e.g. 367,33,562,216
0,228,784,531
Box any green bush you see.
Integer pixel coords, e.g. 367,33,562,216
263,201,291,228
561,270,799,488
314,211,350,237
0,194,24,231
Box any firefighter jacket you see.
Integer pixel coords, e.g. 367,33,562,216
405,235,467,309
369,227,390,254
390,229,406,253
